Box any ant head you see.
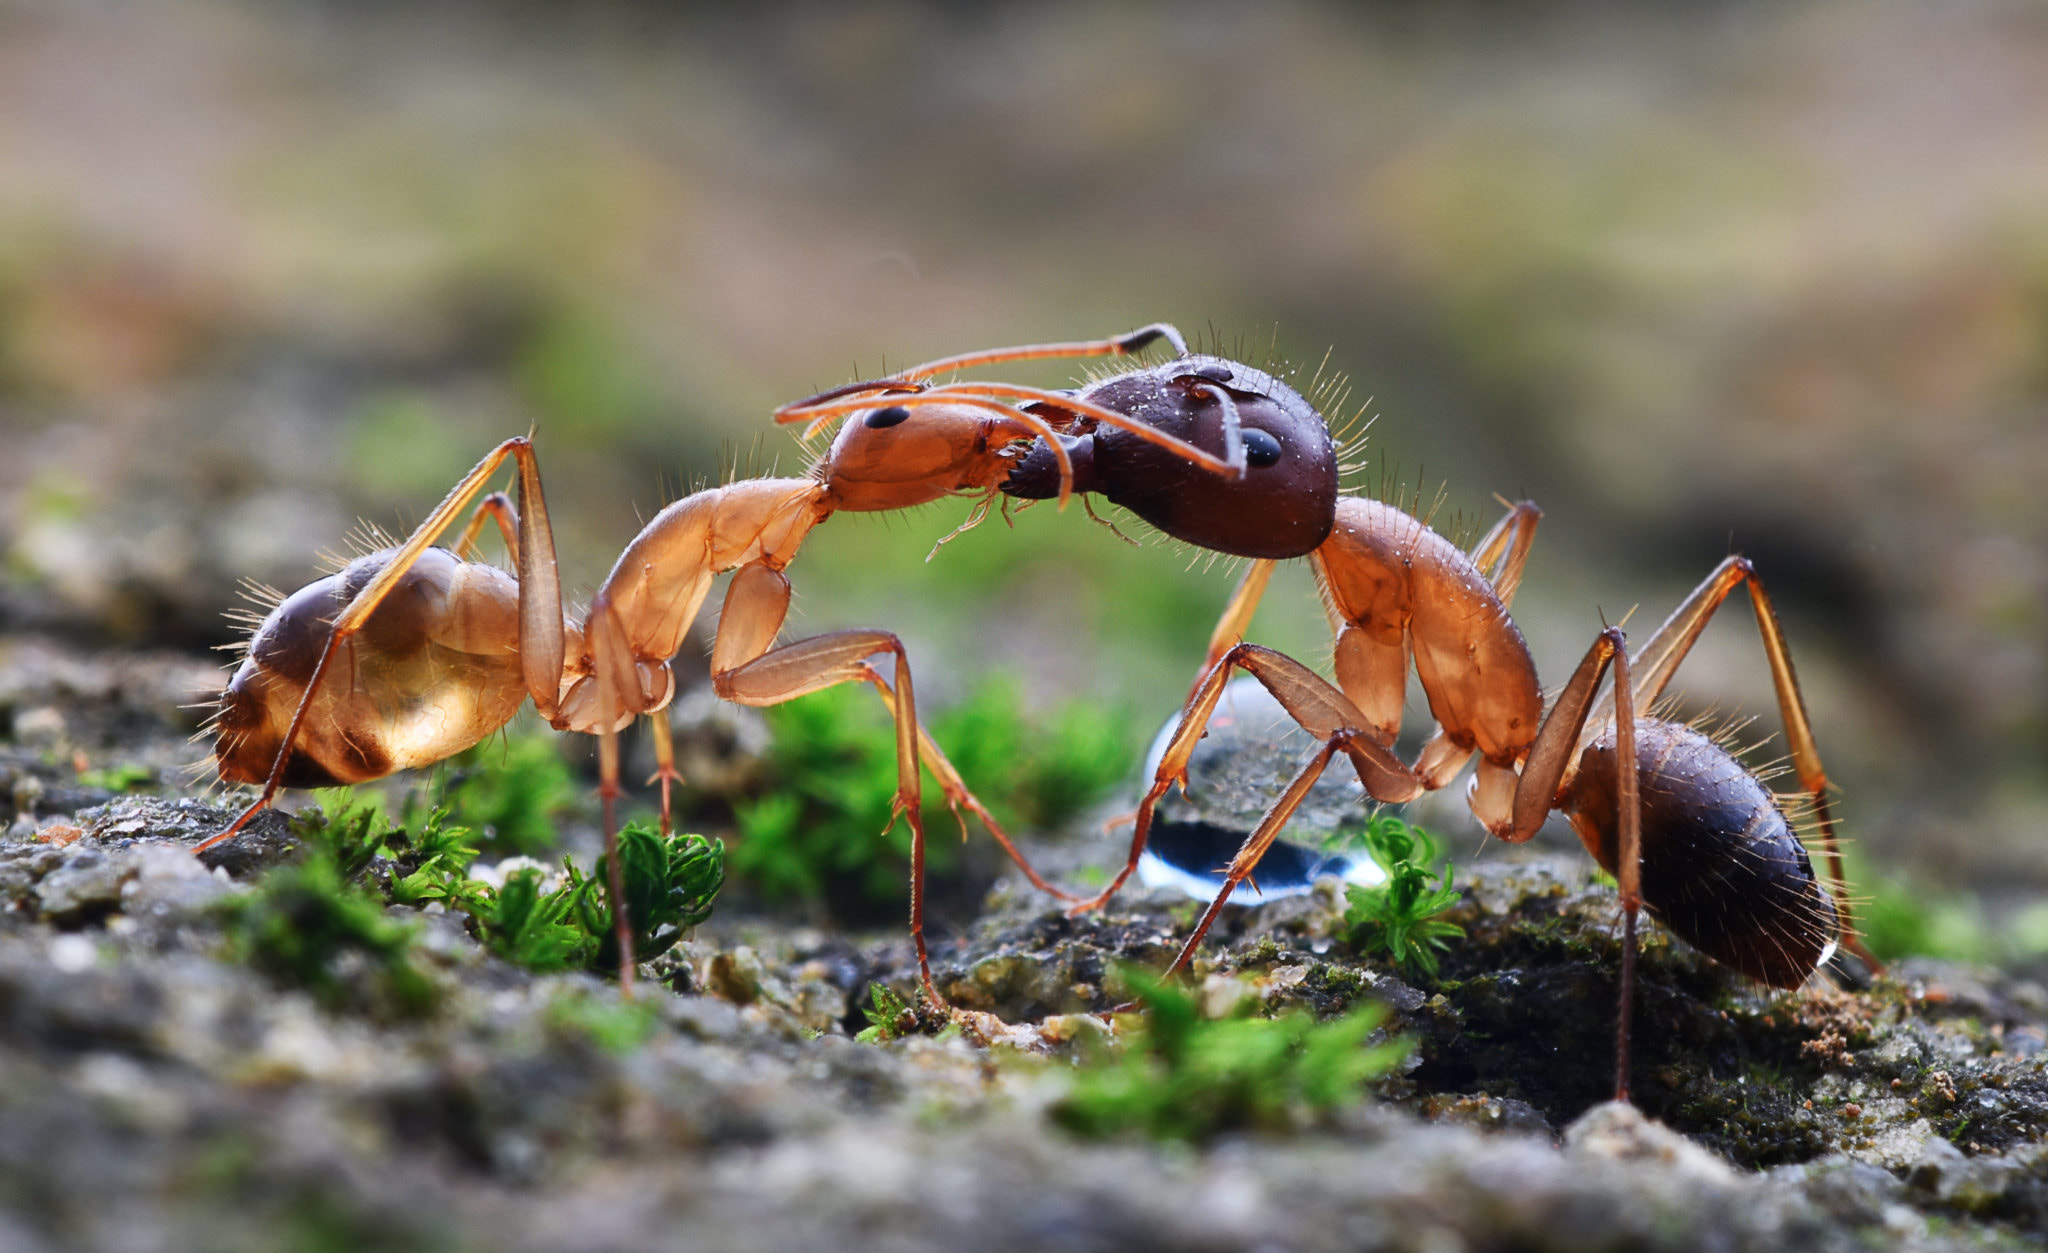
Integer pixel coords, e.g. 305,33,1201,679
820,397,1019,511
1003,355,1339,559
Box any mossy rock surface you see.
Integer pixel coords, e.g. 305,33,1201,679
6,632,2048,1251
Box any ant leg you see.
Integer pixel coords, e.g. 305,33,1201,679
1201,560,1277,683
1491,624,1642,1099
865,675,1083,904
1466,499,1543,609
647,714,681,837
451,491,520,560
197,438,562,853
587,598,638,996
1164,738,1348,977
1505,628,1626,842
707,563,945,1003
1591,557,1876,969
1610,642,1643,1103
1076,641,1422,915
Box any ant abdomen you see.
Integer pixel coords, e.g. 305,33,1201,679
1561,719,1839,988
213,548,527,788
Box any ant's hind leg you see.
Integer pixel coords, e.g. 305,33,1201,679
1598,557,1877,970
1497,624,1643,1100
647,714,681,837
865,677,1083,905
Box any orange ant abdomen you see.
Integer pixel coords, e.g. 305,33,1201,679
214,547,527,788
1561,719,1839,988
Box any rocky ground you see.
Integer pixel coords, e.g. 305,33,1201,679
5,632,2048,1252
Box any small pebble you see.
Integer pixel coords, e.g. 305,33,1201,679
15,706,69,750
49,933,98,973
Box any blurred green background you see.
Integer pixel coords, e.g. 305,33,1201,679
1,2,2044,921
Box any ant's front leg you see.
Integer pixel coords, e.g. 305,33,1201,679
862,675,1083,906
702,562,962,1005
1078,641,1424,917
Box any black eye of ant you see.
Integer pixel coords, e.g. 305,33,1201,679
1242,428,1283,468
1187,362,1233,384
864,405,911,429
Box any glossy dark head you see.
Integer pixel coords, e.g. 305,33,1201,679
1001,354,1339,559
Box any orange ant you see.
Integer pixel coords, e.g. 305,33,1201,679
200,325,1239,998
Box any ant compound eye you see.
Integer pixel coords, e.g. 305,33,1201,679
864,405,911,429
1242,428,1283,468
1186,362,1234,384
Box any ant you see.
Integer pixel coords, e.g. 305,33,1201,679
977,334,1873,1100
200,325,1240,999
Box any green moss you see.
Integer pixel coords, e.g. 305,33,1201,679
474,866,592,973
218,843,437,1019
569,821,725,973
731,679,1137,917
440,732,581,857
855,982,915,1043
1051,969,1410,1142
274,796,721,981
1338,814,1465,978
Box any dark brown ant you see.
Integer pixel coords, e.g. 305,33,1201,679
988,339,1871,1100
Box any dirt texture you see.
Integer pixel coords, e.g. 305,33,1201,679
4,632,2048,1251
